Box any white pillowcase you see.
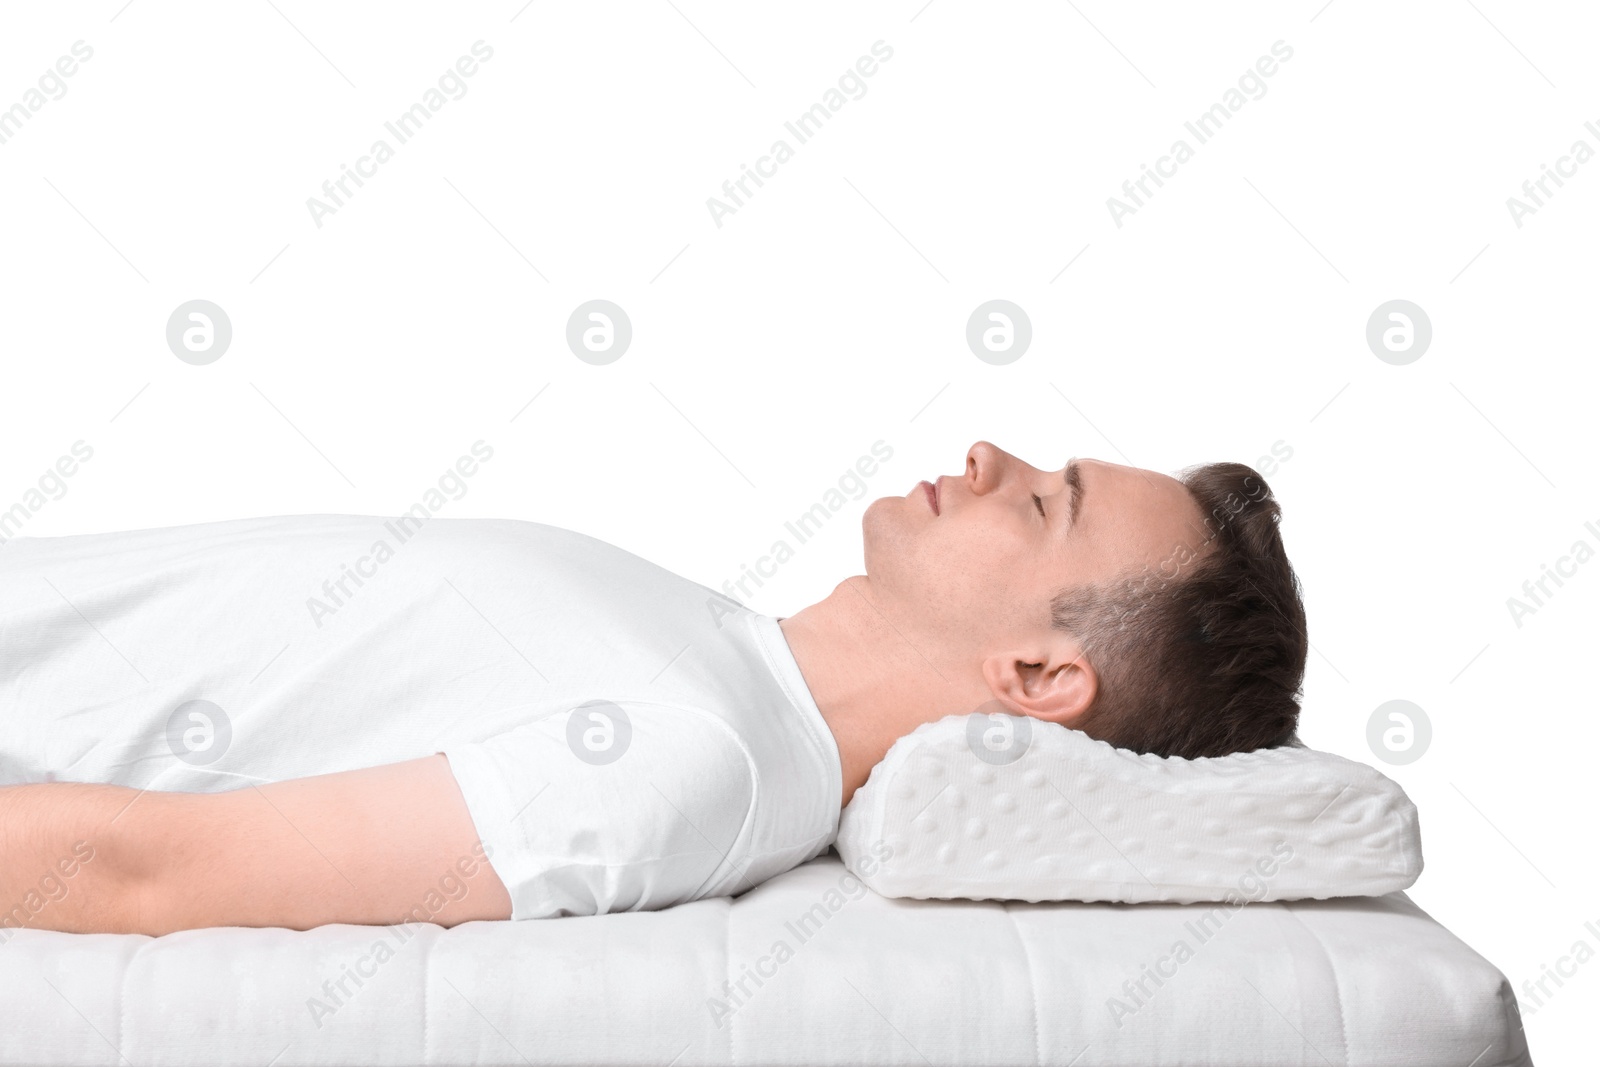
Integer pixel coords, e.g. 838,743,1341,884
835,713,1422,904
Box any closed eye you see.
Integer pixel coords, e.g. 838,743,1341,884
1032,493,1046,518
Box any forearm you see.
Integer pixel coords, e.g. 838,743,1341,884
0,757,509,937
0,782,140,938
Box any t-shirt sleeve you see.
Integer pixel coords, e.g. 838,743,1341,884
440,700,759,920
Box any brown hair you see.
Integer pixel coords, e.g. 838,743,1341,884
1051,462,1307,759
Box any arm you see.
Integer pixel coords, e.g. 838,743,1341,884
0,754,511,936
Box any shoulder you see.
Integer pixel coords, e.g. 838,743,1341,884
565,699,760,813
446,698,762,845
443,699,762,915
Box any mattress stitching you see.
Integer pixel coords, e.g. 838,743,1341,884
421,925,432,1065
723,895,734,1067
1002,902,1043,1067
1280,904,1350,1065
117,937,132,1063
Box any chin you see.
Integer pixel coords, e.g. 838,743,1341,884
859,497,922,591
870,496,930,579
859,498,891,577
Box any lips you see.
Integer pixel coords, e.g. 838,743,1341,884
922,479,939,515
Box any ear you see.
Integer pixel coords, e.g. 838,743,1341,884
979,633,1098,729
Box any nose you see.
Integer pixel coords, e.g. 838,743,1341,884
964,440,1011,495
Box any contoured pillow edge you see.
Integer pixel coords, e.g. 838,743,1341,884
835,713,1423,904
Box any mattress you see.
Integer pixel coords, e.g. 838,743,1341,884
0,853,1529,1067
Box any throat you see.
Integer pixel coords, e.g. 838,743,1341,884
777,578,977,808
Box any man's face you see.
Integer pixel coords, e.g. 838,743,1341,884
861,441,1210,656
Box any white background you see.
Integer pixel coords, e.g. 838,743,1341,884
2,0,1594,1060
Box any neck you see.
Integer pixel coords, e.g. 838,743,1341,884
778,577,988,811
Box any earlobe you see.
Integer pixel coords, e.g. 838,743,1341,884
980,641,1097,728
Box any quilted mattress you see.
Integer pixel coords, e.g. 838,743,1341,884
1,853,1530,1066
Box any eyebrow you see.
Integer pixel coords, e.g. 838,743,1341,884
1064,458,1084,528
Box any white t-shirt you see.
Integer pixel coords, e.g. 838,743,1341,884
0,515,843,919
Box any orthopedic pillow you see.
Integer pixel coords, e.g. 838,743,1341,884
835,713,1422,904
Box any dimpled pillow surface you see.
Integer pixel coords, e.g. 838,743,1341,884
835,713,1422,904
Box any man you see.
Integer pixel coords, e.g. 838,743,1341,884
0,441,1305,936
